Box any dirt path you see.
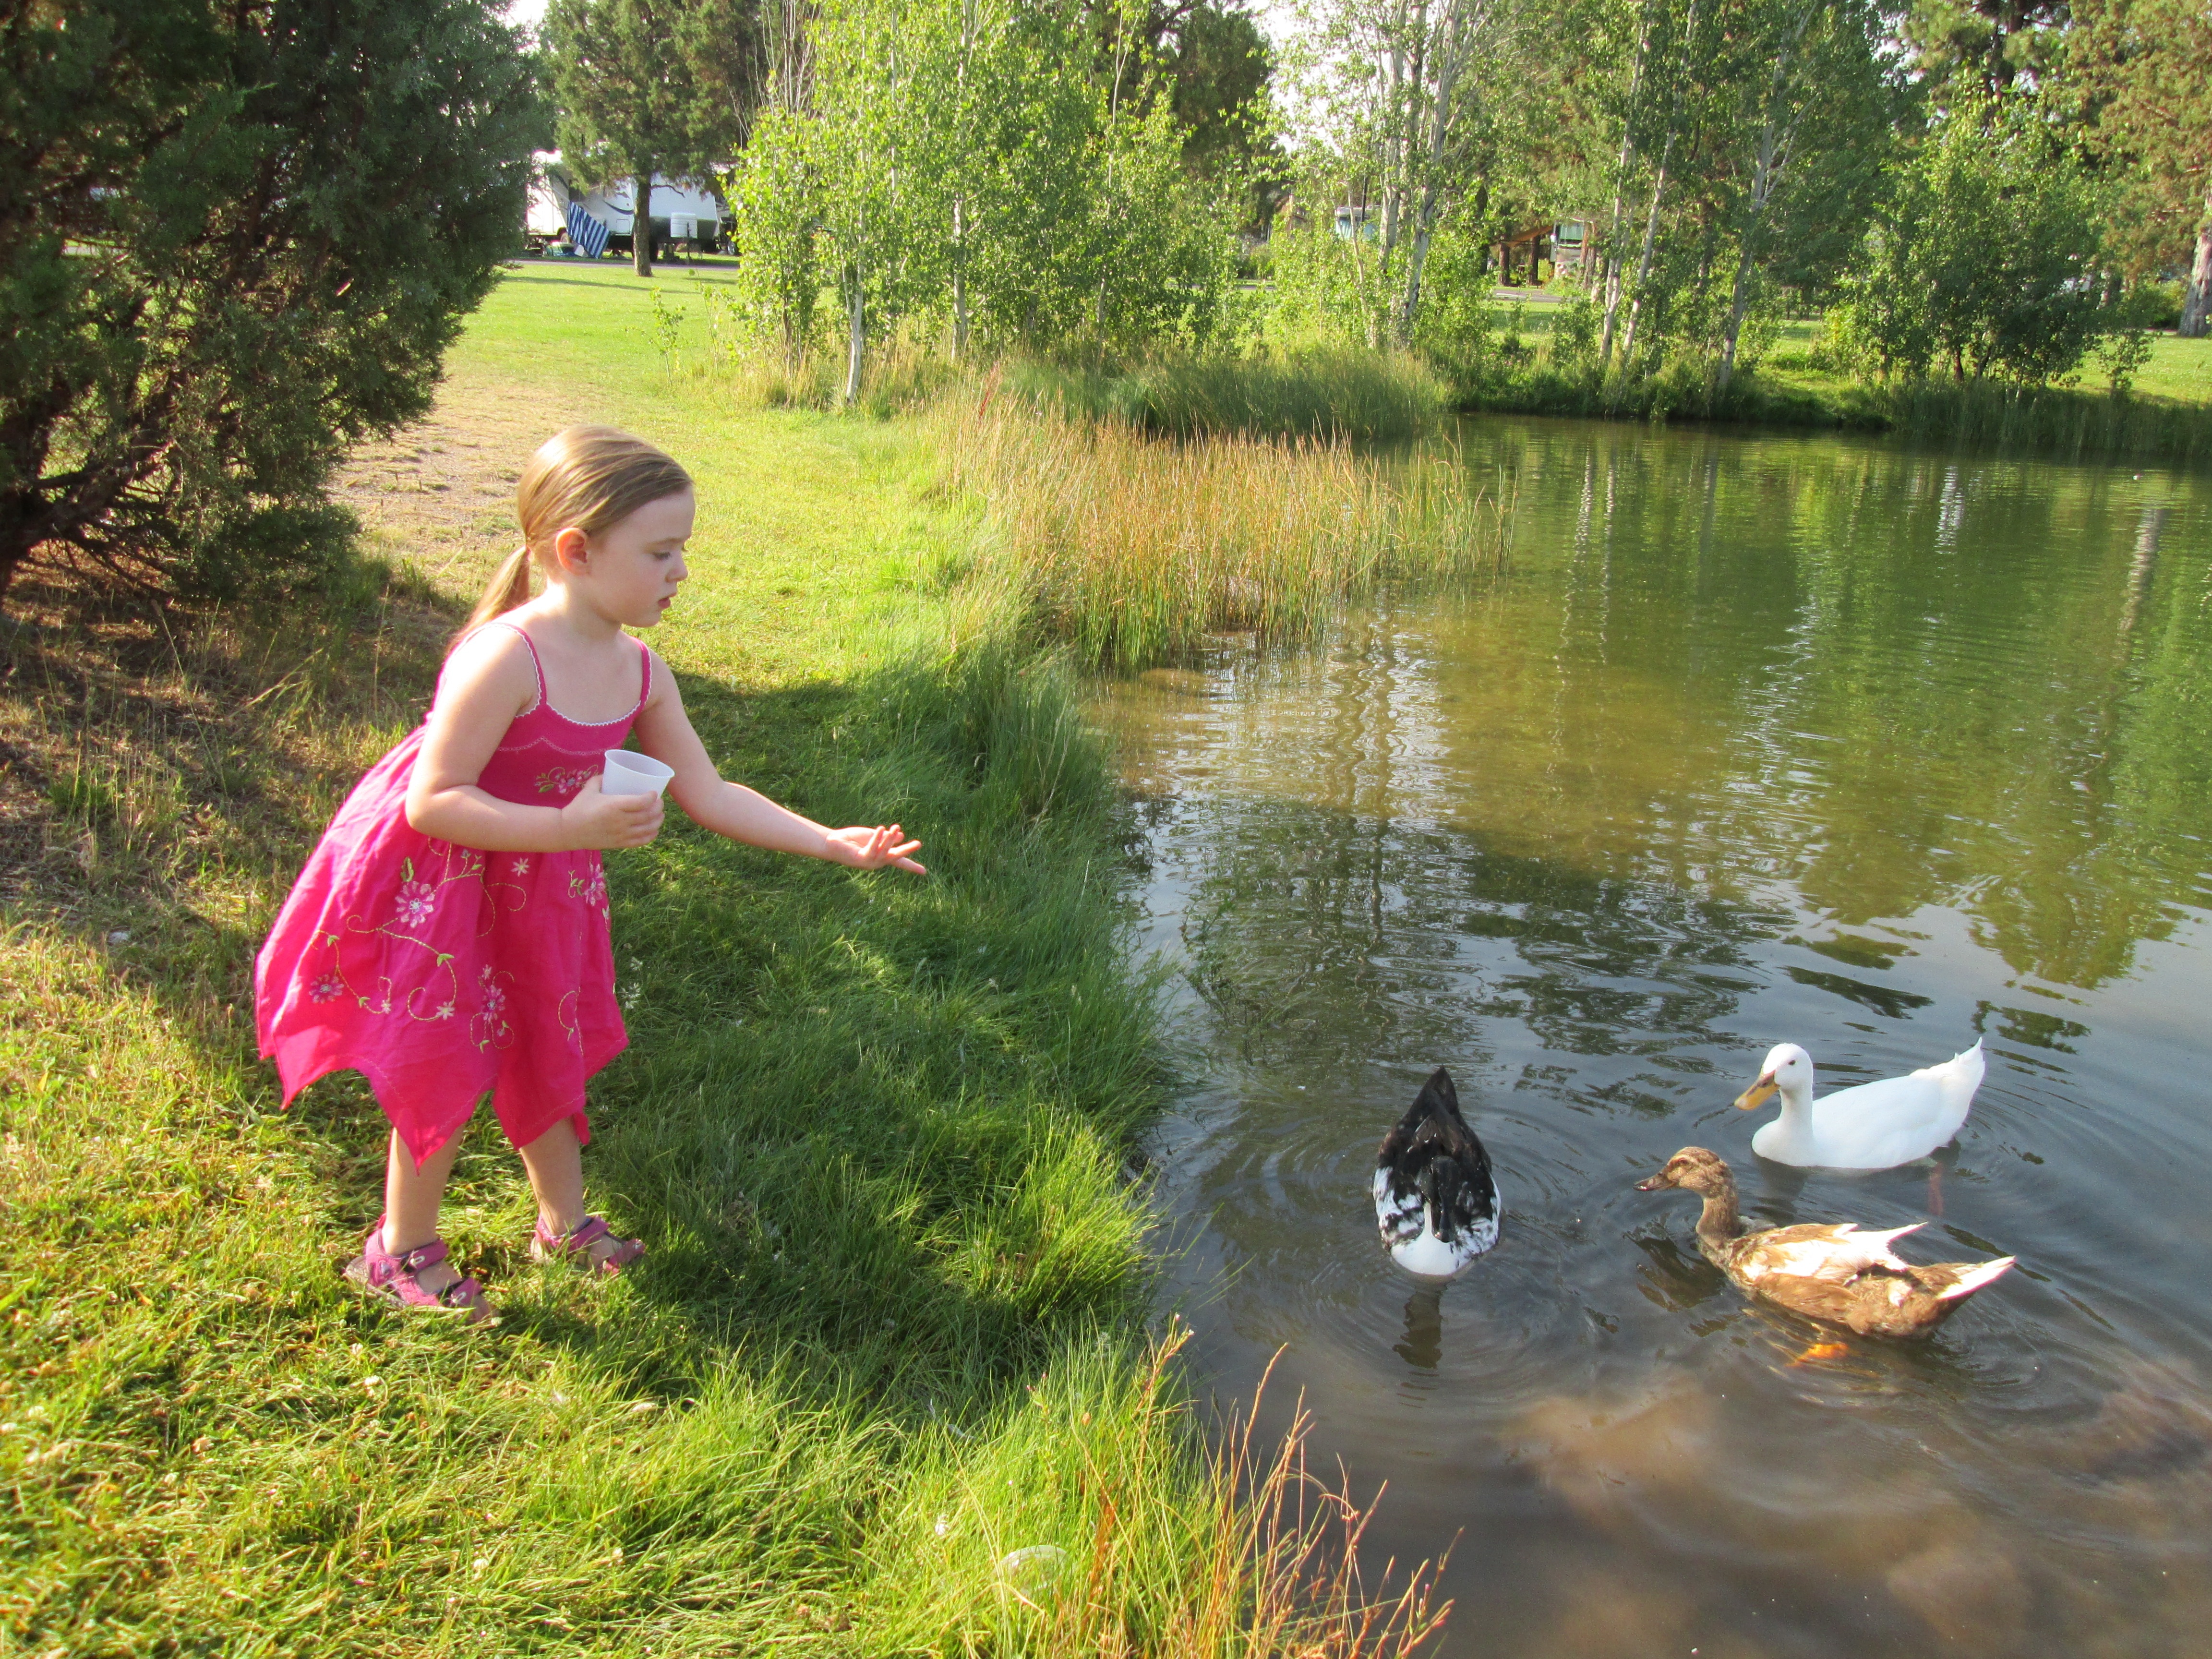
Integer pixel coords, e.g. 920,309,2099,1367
332,373,574,599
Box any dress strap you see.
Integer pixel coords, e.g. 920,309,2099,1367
632,637,652,717
485,618,546,715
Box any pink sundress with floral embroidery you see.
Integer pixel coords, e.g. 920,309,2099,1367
254,621,650,1165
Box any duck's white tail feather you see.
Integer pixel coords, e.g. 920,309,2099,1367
1857,1222,1926,1271
1937,1255,2016,1300
1928,1038,1986,1099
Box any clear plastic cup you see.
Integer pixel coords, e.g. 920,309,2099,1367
601,748,674,797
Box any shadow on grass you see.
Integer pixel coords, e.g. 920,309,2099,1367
2,548,1169,1454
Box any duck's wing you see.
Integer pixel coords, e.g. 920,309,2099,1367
1426,1124,1500,1250
1735,1222,1923,1284
1372,1158,1426,1247
1740,1269,1868,1329
1808,1057,1980,1168
1834,1254,2015,1336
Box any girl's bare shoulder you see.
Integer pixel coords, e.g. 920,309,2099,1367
439,620,542,715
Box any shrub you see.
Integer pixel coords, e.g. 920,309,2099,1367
0,0,541,605
1827,95,2113,386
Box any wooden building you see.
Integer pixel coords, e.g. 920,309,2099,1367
1493,217,1597,286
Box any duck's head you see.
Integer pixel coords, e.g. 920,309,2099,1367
1637,1146,1734,1195
1734,1042,1812,1111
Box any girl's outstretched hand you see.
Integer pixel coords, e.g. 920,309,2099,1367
826,824,926,874
560,776,665,850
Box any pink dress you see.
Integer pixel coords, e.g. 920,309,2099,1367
254,621,651,1165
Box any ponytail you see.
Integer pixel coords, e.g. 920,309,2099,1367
450,544,535,654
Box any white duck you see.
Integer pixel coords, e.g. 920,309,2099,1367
1373,1067,1500,1277
1734,1039,1984,1169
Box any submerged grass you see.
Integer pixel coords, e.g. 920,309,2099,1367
0,259,1450,1656
938,387,1507,671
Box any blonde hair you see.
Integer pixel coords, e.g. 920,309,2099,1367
454,426,694,648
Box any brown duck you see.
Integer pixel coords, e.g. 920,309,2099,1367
1635,1147,2016,1338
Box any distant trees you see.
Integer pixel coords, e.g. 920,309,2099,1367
616,0,2197,398
0,0,540,604
542,0,759,276
724,0,1241,395
1270,0,1898,385
1259,0,2201,399
1280,0,1550,349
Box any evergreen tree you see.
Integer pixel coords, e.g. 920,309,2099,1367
2073,0,2212,337
0,0,541,604
544,0,759,277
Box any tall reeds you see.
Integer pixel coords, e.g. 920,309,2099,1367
1006,349,1449,442
865,1334,1449,1658
1842,375,2212,463
938,384,1508,670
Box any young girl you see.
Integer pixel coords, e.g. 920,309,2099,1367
255,426,923,1321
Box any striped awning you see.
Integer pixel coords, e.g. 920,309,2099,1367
565,202,610,259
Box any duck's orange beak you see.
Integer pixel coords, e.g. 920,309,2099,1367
1733,1071,1779,1110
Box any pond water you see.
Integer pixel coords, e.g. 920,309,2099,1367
1104,419,2212,1659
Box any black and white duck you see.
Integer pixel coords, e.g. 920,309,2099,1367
1373,1067,1500,1278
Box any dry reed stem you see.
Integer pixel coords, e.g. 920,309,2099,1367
1023,1334,1450,1658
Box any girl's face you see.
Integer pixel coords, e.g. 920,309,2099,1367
559,489,695,626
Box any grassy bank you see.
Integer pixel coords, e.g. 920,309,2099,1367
1453,304,2212,464
0,263,1443,1655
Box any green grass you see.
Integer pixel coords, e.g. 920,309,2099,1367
0,261,1444,1656
2129,331,2212,404
1440,318,2212,463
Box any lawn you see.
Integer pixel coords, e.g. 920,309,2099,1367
0,261,1430,1657
1453,301,2212,459
1756,317,2212,404
1492,302,2212,410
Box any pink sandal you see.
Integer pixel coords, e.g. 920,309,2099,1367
344,1222,492,1323
531,1214,644,1275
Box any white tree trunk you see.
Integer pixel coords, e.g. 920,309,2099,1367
2182,178,2212,339
1615,134,1673,371
1716,9,1814,393
1396,0,1474,342
1615,0,1696,375
844,280,865,404
951,196,968,363
1598,4,1654,368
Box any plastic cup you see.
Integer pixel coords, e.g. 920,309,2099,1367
601,748,674,797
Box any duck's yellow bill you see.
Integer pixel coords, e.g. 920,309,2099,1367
1733,1072,1779,1110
